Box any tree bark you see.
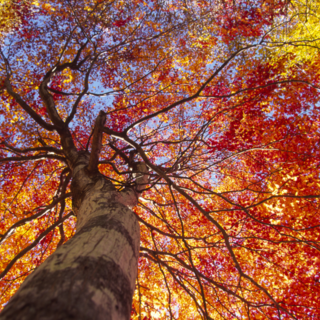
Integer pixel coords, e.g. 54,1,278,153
0,153,145,320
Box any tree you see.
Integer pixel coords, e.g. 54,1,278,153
0,0,320,319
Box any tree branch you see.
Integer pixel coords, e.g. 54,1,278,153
0,154,67,163
133,161,149,193
87,111,106,173
4,79,55,132
2,141,64,155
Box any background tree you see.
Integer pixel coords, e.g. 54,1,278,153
0,0,320,319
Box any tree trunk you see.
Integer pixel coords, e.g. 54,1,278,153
0,156,141,320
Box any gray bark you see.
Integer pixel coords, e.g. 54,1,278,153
0,152,146,320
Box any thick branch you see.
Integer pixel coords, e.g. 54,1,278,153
4,79,55,132
39,72,64,130
117,162,149,208
0,154,67,163
133,161,149,193
2,141,64,155
87,111,106,173
38,41,90,130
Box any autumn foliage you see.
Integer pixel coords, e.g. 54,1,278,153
0,0,320,318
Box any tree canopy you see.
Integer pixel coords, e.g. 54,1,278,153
0,0,320,318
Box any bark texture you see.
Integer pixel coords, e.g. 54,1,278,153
0,152,145,320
